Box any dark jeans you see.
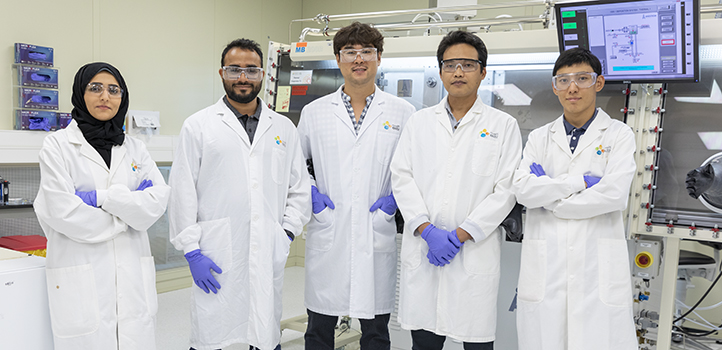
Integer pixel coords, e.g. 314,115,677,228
304,309,391,350
411,329,493,350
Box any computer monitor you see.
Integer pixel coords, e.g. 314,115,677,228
555,0,699,83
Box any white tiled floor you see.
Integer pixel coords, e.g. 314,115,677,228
156,266,307,350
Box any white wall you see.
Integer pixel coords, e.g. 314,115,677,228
1,0,302,135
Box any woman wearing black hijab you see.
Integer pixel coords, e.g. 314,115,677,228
34,62,170,350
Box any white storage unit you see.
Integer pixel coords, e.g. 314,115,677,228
0,248,53,349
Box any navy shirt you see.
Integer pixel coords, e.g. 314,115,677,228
563,108,598,153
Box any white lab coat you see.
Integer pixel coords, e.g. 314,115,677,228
512,108,637,350
298,86,415,318
169,97,311,350
390,96,521,342
34,120,170,350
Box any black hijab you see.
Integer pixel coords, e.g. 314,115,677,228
71,62,129,168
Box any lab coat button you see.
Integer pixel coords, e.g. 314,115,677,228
252,183,258,189
253,215,259,221
447,173,452,178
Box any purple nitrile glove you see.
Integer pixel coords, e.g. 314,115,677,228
30,94,52,103
530,162,546,177
583,175,601,188
427,249,447,266
369,193,397,215
184,249,222,294
311,185,335,214
75,190,97,207
136,179,153,191
28,117,50,131
421,224,462,263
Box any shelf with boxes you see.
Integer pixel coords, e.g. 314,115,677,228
12,43,71,132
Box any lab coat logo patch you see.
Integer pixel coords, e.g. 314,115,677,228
480,129,498,139
383,121,400,131
131,162,139,172
274,136,286,147
595,145,611,155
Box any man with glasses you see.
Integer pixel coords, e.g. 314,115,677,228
512,48,637,350
390,30,521,350
297,22,415,350
169,38,311,350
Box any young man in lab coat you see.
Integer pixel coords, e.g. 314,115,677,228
390,31,522,349
169,38,311,350
512,48,637,350
297,22,416,350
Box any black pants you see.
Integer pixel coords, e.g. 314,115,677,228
411,329,493,350
304,309,391,350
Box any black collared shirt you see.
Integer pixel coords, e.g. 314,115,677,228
563,108,598,153
223,96,261,144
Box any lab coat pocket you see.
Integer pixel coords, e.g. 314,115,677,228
472,137,500,176
518,240,547,303
272,221,292,275
271,148,288,185
306,208,335,251
598,239,632,307
400,233,422,269
140,256,158,316
46,264,100,337
372,209,397,252
198,217,233,277
462,229,500,275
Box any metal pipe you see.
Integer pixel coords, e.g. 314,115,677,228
299,16,545,41
701,4,722,13
288,0,552,42
292,1,548,23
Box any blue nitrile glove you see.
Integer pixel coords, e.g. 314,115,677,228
184,249,222,294
31,95,52,103
75,190,97,207
28,117,50,131
136,179,153,191
421,224,462,263
369,193,397,215
311,185,335,214
530,162,546,177
584,175,601,188
427,249,447,267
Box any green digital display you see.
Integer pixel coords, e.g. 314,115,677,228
561,11,576,18
563,22,578,29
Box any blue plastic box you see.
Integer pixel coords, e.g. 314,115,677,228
15,110,58,131
15,43,54,66
18,66,58,88
19,88,58,110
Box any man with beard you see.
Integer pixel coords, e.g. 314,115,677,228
297,22,416,350
169,38,311,350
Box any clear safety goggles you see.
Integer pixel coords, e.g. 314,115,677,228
441,59,483,73
338,47,378,63
222,66,264,81
552,72,598,90
86,83,123,98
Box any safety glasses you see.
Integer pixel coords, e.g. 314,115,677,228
552,72,598,90
86,83,123,98
222,66,264,81
441,59,483,73
338,48,378,63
